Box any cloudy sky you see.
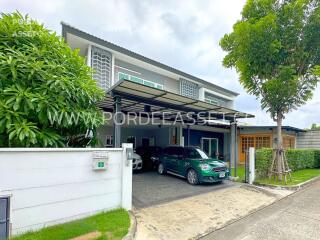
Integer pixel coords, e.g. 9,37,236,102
2,0,319,128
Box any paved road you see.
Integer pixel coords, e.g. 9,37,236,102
133,171,237,208
201,179,320,240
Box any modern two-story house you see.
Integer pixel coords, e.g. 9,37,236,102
62,22,254,165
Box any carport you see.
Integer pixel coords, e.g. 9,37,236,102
99,80,253,161
98,79,254,207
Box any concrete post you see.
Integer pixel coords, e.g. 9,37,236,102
230,122,237,176
179,125,184,147
114,96,122,148
121,143,133,210
249,147,255,184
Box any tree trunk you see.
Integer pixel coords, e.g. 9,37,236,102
276,114,283,180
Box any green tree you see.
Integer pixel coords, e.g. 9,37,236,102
220,0,320,179
0,12,105,147
310,123,320,130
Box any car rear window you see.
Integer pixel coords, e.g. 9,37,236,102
163,147,183,157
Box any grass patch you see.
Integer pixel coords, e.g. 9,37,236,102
255,168,320,186
11,209,130,240
231,165,245,182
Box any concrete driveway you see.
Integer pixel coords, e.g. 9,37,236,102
134,183,282,240
132,171,236,208
201,179,320,240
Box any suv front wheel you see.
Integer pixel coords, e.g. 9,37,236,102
187,169,199,185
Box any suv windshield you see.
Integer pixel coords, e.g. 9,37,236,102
185,148,209,159
196,148,209,159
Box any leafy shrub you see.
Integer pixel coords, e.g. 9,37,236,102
0,12,105,147
312,149,320,168
256,148,320,178
286,149,314,170
255,148,273,178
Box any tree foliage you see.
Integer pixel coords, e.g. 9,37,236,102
0,12,105,147
310,123,320,130
220,0,320,121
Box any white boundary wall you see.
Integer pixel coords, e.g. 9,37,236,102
0,144,132,235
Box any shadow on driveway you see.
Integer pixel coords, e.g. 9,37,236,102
133,171,238,208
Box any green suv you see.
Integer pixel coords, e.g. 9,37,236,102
158,146,229,185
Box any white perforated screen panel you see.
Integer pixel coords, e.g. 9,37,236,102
180,79,199,99
91,46,112,91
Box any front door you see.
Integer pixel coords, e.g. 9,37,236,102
201,138,219,158
202,138,210,157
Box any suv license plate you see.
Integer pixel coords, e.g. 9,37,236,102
219,172,225,178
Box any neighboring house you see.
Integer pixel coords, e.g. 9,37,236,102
62,22,254,164
297,130,320,149
238,126,305,164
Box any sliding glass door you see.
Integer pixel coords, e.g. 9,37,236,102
201,138,219,158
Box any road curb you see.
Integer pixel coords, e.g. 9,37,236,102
122,211,137,240
239,184,280,198
253,176,320,191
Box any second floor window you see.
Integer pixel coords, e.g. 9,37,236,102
205,95,219,105
204,92,228,107
118,72,164,90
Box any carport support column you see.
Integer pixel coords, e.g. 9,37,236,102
187,125,190,147
114,96,122,148
230,122,238,177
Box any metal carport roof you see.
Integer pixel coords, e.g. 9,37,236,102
98,80,254,122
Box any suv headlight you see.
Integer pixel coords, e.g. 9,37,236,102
200,163,210,171
151,157,159,161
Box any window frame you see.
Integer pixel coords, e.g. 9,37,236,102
118,71,164,90
105,135,113,147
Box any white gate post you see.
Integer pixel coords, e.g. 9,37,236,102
121,143,133,210
249,147,255,184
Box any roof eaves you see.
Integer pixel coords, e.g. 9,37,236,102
240,125,305,132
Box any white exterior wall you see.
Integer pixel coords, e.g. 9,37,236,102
0,146,132,236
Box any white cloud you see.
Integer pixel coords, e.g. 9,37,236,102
0,0,318,129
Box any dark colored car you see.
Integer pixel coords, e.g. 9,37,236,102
135,146,162,170
158,146,229,185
